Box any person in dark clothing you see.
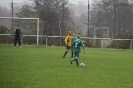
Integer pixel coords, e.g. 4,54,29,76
13,26,22,48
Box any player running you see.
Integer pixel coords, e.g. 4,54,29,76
70,35,85,66
63,31,73,58
71,33,84,58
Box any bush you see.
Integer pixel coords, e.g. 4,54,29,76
0,25,9,34
0,25,10,44
110,30,133,49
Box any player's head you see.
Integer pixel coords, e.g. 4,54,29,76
77,33,82,39
16,26,19,29
78,33,82,37
68,31,72,35
77,35,80,39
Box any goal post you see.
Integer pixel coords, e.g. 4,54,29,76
0,17,40,47
93,27,110,47
94,27,109,38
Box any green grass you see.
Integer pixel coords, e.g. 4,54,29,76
0,45,133,88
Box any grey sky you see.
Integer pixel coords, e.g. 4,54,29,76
0,0,93,9
0,0,93,5
69,0,93,4
0,0,27,4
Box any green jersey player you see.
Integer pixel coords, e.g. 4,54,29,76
71,33,84,58
70,35,85,66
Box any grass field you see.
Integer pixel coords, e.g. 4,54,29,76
0,45,133,88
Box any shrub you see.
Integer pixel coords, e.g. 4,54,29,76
110,30,133,49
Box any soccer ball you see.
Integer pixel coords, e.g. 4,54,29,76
80,63,85,67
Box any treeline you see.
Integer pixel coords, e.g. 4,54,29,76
90,0,133,38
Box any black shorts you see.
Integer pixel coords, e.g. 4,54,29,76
66,46,70,49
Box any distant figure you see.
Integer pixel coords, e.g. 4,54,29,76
13,26,22,48
63,31,72,58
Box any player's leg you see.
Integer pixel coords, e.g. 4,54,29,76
63,46,70,58
18,37,22,48
71,57,79,66
70,51,79,66
14,37,17,47
16,37,19,46
75,52,80,66
71,47,73,58
70,51,76,64
75,56,79,66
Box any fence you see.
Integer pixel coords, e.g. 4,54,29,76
0,34,133,51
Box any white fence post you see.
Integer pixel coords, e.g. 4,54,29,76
130,40,132,51
101,39,103,50
46,36,48,47
37,18,39,47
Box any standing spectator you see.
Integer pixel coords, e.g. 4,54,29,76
13,26,22,48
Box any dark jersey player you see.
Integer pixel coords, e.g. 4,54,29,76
13,26,22,48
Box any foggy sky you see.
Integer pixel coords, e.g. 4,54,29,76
1,0,93,3
0,0,93,8
69,0,93,4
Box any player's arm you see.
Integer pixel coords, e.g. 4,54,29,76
81,42,85,53
13,29,16,35
82,46,85,53
71,41,74,51
20,29,21,35
19,29,23,38
64,35,69,46
12,29,16,38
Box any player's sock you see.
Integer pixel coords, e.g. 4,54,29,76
72,57,76,61
76,59,79,66
72,58,79,66
63,51,68,58
14,45,16,48
71,51,73,58
70,59,72,64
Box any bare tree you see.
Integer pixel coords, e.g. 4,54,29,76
90,0,133,38
33,0,72,36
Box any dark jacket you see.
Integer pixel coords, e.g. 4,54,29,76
14,29,21,37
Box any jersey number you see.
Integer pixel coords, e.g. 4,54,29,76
75,43,78,48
